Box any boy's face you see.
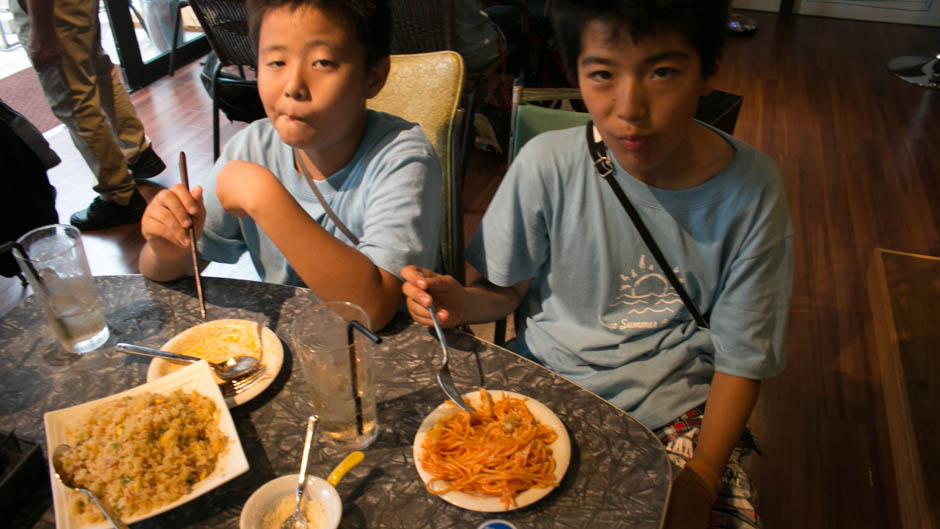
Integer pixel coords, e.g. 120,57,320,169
577,20,715,183
256,5,387,153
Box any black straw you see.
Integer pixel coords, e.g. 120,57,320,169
346,320,381,436
0,241,46,291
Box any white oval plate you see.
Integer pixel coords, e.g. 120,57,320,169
147,319,283,407
412,390,571,512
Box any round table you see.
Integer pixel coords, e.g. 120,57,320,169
0,275,670,528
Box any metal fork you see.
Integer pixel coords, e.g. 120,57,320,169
219,367,267,398
426,299,473,413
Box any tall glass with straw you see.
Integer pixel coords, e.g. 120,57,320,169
3,225,109,353
290,301,381,450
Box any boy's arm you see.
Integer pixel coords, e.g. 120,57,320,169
664,372,760,528
461,278,531,325
218,161,401,329
694,372,760,484
401,266,529,327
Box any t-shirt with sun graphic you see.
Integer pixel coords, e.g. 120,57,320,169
466,123,793,430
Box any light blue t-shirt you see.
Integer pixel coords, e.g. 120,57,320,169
467,124,793,430
197,110,443,286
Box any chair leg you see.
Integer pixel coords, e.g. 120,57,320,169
212,62,222,160
168,2,185,76
129,3,150,39
456,84,482,282
459,85,479,183
494,318,507,347
451,132,464,285
455,85,482,287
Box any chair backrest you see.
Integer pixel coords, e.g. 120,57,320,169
367,51,465,279
512,105,590,160
387,0,456,54
509,85,586,162
187,0,256,67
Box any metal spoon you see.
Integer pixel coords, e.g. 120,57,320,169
282,415,319,529
52,444,129,529
415,271,473,412
115,343,260,381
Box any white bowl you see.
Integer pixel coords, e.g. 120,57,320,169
240,474,342,529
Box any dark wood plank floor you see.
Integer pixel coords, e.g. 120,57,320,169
3,10,938,528
721,12,938,529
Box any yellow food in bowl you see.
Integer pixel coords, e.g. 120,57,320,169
261,494,328,529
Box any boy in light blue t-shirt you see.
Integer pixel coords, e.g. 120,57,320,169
139,0,441,331
401,1,793,527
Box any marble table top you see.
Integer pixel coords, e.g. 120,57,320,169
0,275,670,529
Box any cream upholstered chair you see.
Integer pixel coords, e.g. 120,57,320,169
367,51,466,281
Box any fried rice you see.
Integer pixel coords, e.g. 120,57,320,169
60,389,228,524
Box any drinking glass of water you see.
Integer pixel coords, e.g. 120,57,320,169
13,224,109,353
290,301,379,450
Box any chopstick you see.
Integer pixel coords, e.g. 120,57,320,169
178,152,207,319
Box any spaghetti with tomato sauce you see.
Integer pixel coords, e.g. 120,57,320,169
419,388,559,508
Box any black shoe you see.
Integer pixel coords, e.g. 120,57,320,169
128,146,166,180
69,191,147,231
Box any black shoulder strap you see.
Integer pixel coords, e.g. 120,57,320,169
585,122,709,329
293,149,360,245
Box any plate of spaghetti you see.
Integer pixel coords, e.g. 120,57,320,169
413,388,571,512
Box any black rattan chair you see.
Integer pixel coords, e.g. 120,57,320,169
388,0,456,55
187,0,265,159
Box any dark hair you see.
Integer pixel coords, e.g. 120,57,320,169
551,0,729,79
247,0,391,67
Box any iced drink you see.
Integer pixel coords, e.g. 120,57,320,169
291,301,378,449
14,225,109,353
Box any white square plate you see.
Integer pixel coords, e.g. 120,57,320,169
44,361,249,529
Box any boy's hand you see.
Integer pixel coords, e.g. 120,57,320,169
663,459,722,529
141,184,205,260
215,160,282,218
401,265,464,328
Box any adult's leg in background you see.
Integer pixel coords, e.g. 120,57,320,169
12,0,138,205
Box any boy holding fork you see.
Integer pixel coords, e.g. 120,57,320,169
139,0,442,330
401,1,793,527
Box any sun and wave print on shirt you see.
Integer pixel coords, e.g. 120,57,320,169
599,254,685,330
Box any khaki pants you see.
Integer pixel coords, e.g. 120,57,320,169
12,0,149,204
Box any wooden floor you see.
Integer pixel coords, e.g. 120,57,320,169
3,10,938,528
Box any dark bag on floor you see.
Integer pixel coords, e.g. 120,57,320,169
0,99,60,278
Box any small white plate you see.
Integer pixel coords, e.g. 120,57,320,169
413,390,571,512
146,319,283,407
44,361,249,529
